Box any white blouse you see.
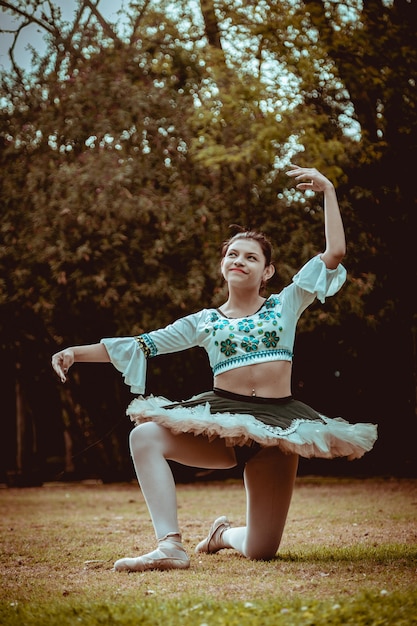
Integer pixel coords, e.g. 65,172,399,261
101,255,346,393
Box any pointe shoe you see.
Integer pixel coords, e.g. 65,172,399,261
114,532,190,572
195,516,231,554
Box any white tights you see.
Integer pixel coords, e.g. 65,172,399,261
129,422,299,560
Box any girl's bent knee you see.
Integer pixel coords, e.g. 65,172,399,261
245,547,277,561
243,536,279,561
129,422,160,455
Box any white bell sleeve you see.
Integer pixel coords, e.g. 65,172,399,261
101,337,147,394
292,254,346,304
100,311,204,394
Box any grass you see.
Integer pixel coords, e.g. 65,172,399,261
0,476,416,625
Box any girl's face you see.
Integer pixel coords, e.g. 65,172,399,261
221,239,275,290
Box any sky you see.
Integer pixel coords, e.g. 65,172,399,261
0,0,126,72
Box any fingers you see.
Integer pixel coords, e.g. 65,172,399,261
286,164,328,192
51,351,71,383
286,164,315,185
51,354,66,383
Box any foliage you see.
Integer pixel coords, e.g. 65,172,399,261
0,0,416,481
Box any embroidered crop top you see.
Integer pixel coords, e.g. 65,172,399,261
101,255,346,394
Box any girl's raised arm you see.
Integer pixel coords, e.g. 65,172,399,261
286,164,346,269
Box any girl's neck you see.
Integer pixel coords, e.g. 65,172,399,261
220,289,265,318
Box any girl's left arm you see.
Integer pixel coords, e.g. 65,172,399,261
286,164,346,269
52,343,110,383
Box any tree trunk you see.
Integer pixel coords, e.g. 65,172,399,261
15,372,24,476
14,363,42,486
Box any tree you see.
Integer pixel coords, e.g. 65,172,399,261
1,0,415,481
296,0,417,474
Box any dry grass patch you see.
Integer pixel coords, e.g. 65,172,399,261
1,477,416,624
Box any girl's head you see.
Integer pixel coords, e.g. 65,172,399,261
221,227,274,267
221,227,275,289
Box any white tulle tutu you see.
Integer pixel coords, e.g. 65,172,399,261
126,389,377,461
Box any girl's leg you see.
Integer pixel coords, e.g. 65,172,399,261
114,421,236,572
196,447,298,560
129,421,236,539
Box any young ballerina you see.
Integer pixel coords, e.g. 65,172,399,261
51,164,377,571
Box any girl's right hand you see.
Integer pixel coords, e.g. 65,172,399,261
286,164,334,193
51,348,75,383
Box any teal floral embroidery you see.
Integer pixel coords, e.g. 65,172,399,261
262,331,280,348
220,338,237,357
214,320,229,331
134,336,152,358
259,310,281,321
238,319,255,333
259,312,271,321
241,335,259,353
264,297,280,309
212,319,230,336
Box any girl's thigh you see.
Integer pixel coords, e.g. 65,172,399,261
131,421,237,470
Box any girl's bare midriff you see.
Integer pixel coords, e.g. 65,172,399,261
214,360,292,399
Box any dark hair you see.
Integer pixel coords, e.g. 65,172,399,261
221,226,274,266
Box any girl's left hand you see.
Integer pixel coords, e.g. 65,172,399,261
286,164,334,192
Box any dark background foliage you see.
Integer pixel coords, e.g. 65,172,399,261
1,0,416,485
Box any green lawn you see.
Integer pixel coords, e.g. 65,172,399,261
1,477,416,625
